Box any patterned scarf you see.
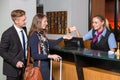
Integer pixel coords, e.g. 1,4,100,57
37,32,49,55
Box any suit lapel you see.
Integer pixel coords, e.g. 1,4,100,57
11,26,22,48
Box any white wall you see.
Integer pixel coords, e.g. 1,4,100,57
43,0,89,39
0,0,36,38
0,0,36,79
71,0,88,36
0,0,11,39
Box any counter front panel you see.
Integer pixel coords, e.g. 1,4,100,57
50,46,120,80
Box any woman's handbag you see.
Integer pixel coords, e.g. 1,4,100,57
24,42,43,80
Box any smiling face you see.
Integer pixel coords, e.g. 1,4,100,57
41,16,48,29
92,17,104,31
92,17,104,32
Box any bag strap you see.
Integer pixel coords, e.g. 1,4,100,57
26,41,41,68
26,46,31,66
38,41,41,68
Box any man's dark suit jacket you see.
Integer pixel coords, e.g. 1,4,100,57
0,26,27,77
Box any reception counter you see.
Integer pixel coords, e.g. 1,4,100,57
50,46,120,80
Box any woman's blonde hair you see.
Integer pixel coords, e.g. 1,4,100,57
105,18,111,31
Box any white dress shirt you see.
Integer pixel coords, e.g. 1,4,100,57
14,24,28,58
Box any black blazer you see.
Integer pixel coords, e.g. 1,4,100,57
0,26,27,77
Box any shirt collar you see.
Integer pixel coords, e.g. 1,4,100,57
14,24,23,32
94,27,106,37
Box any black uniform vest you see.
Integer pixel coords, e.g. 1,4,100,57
91,29,111,52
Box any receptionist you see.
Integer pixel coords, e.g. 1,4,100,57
83,15,117,52
69,15,117,52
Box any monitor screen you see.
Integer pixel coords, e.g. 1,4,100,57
64,37,84,48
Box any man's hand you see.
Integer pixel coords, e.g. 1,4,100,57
16,61,24,68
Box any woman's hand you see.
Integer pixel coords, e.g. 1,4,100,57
63,34,73,40
67,26,81,37
69,26,77,32
66,26,77,33
48,54,61,61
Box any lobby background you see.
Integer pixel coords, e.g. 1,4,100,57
0,0,88,79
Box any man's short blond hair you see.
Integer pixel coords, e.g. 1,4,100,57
11,9,25,21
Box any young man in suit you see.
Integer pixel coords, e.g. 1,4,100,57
0,9,27,80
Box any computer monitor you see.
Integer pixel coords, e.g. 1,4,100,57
64,37,85,48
